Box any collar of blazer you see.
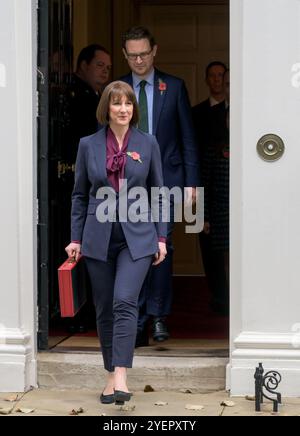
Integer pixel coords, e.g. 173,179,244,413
91,127,146,190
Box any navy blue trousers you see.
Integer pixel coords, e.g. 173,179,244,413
138,202,175,329
85,222,153,372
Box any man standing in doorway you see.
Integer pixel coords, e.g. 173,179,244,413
65,44,112,163
192,61,227,315
120,26,200,346
193,61,227,165
202,69,230,316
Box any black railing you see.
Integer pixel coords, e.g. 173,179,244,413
254,363,282,412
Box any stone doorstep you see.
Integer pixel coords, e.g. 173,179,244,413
37,353,228,393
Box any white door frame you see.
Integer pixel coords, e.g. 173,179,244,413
229,0,300,396
0,0,38,392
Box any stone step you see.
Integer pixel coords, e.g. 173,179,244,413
38,352,228,393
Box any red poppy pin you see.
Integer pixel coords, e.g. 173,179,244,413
158,79,167,95
127,151,142,163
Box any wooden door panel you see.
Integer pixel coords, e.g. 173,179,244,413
140,4,229,104
157,63,198,102
149,12,199,52
138,3,229,275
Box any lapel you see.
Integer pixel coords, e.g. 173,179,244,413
153,69,167,135
122,73,133,87
92,128,109,185
124,127,141,184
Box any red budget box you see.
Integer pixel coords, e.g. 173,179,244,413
58,255,88,318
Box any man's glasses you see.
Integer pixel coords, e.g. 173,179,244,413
126,49,153,61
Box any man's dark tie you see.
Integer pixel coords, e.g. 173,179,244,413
139,80,149,133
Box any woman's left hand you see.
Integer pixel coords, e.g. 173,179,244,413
153,242,167,266
185,187,197,207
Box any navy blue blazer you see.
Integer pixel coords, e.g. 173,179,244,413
71,127,168,262
120,69,200,189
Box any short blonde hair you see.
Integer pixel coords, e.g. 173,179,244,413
97,81,140,126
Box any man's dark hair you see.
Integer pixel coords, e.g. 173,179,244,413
76,44,110,71
205,61,227,79
122,26,157,50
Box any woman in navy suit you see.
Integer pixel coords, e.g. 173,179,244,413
65,81,167,405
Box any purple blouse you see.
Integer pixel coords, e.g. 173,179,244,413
106,127,130,192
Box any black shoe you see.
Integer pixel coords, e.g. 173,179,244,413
66,322,88,335
100,392,115,404
135,328,149,348
114,390,132,405
66,323,77,335
152,317,170,342
78,324,88,334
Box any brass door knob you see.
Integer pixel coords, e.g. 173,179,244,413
257,134,285,162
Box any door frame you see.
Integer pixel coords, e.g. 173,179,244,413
37,0,73,350
37,0,230,350
37,0,50,350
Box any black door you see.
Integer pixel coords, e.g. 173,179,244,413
38,0,73,350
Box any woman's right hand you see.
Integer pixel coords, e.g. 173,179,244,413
65,243,81,262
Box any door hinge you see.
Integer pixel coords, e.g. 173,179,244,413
36,198,39,226
37,67,46,86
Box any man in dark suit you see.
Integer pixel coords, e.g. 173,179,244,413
192,61,227,169
202,69,230,315
192,62,227,314
65,44,112,164
120,26,200,345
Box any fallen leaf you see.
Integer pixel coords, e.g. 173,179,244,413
70,410,78,416
15,408,35,414
120,405,136,412
180,389,193,394
4,395,19,402
69,407,84,416
245,395,255,402
155,401,168,406
0,407,13,415
185,404,205,411
221,401,236,407
144,385,155,393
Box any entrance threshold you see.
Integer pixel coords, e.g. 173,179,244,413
38,351,228,392
49,337,229,358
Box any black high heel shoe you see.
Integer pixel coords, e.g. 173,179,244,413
114,390,132,405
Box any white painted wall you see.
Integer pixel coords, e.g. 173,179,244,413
229,0,300,396
0,0,37,392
